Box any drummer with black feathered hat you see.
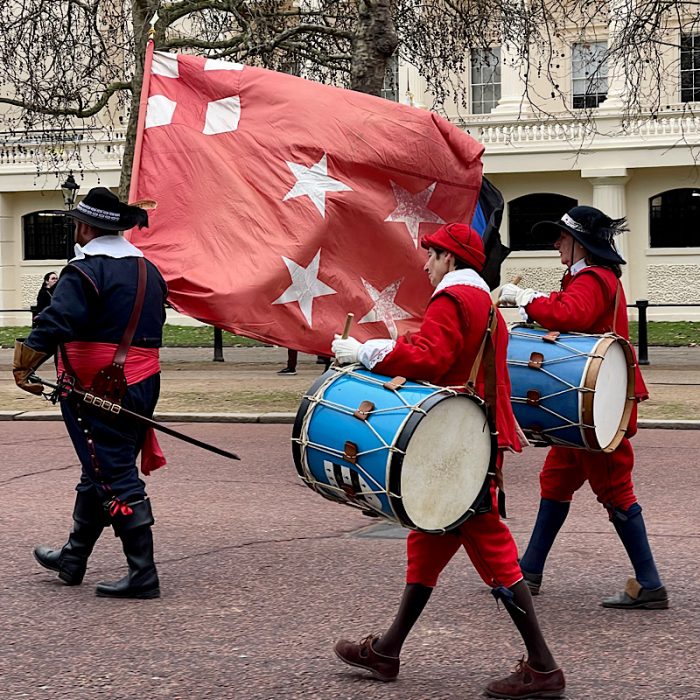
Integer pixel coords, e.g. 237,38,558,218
498,205,667,611
12,186,169,600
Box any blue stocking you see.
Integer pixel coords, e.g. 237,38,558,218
519,499,571,575
612,503,663,590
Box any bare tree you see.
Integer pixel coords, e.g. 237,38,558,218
0,0,698,195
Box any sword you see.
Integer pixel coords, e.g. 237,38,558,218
28,373,240,461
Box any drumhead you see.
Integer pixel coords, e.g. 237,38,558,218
399,394,492,532
591,339,629,449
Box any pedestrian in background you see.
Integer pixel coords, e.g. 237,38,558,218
33,271,58,322
278,348,298,375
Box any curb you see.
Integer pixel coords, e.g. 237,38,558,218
1,411,698,429
637,419,700,430
0,410,297,424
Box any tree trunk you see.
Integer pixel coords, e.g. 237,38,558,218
350,0,399,97
119,0,162,200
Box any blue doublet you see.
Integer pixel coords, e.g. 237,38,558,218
27,247,168,503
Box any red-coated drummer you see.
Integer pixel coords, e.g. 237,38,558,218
499,205,668,610
331,223,565,699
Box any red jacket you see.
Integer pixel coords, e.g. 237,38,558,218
373,283,522,452
525,266,648,402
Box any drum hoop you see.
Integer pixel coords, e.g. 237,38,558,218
388,391,497,534
581,335,636,451
291,368,337,482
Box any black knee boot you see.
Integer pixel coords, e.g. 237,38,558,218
95,499,160,599
34,489,107,585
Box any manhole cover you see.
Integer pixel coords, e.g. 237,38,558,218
351,522,408,539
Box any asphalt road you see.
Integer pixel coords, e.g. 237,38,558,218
1,423,698,700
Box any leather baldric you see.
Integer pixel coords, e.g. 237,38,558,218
60,257,148,403
467,304,499,416
466,303,504,515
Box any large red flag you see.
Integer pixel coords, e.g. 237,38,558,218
128,46,484,355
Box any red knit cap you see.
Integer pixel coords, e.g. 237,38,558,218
421,223,486,271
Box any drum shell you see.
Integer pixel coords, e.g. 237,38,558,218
507,326,635,452
292,366,496,533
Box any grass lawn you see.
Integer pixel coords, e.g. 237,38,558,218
0,325,267,348
1,321,699,348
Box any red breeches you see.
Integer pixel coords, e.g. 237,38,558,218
539,438,637,511
405,485,522,589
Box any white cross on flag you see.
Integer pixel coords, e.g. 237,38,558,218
128,44,484,355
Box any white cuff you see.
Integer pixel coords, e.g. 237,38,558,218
358,339,396,370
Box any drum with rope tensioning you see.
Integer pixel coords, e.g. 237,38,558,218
506,324,636,452
291,364,497,533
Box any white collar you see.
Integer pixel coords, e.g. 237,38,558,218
432,268,491,297
71,235,144,262
569,259,589,276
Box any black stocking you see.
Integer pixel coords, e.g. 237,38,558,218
373,583,433,657
503,580,558,672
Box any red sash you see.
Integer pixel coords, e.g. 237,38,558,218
57,341,166,475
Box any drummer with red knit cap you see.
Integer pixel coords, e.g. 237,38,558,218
499,205,667,611
331,223,565,699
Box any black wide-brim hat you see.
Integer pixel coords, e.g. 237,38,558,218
532,205,626,265
54,187,149,231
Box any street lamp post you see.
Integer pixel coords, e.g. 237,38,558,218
60,172,80,261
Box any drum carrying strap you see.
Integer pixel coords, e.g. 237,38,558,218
612,283,621,335
466,304,499,411
466,306,507,517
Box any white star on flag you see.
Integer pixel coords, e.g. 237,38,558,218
358,278,414,339
384,181,445,247
283,153,352,218
273,249,337,327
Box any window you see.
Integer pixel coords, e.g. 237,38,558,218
471,48,501,114
381,55,399,102
508,193,578,251
680,34,700,103
572,41,608,109
23,211,71,260
649,189,700,247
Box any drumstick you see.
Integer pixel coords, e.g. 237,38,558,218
331,313,355,369
341,313,354,339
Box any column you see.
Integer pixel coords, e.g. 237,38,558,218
581,168,631,289
597,0,632,113
0,193,17,315
491,38,528,115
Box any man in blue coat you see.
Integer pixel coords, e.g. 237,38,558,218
13,187,168,599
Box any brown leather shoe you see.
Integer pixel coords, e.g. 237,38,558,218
601,577,669,610
333,634,399,682
486,658,565,699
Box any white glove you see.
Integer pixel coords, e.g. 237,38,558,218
499,283,540,308
331,334,362,365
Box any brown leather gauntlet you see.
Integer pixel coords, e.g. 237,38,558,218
12,340,47,395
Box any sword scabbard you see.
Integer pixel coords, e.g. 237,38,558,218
28,373,241,461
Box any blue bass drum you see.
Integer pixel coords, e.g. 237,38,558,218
292,365,496,533
507,325,635,452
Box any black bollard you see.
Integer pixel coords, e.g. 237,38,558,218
636,300,649,365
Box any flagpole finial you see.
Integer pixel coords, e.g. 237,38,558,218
148,12,159,39
405,69,414,107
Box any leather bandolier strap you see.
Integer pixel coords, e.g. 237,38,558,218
466,305,506,516
90,257,147,402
